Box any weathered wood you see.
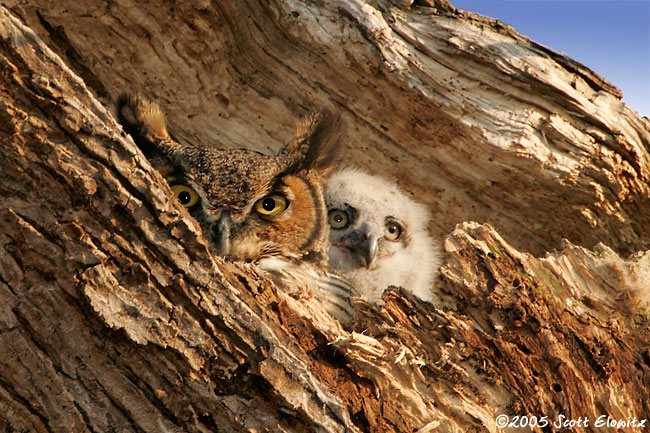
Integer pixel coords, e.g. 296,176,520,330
1,1,650,432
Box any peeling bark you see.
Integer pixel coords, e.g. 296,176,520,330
1,1,649,432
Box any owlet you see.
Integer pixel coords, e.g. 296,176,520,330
325,168,441,304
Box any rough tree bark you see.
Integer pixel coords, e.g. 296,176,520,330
1,1,649,432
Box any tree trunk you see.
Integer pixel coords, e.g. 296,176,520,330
1,1,649,432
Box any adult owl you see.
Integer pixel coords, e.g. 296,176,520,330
324,169,440,304
117,94,355,321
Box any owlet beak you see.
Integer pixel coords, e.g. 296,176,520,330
340,225,379,269
359,231,379,268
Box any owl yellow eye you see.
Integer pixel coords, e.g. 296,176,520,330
171,184,200,208
254,194,288,216
328,209,349,230
384,220,403,241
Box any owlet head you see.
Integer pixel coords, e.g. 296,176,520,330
324,169,440,303
118,93,343,263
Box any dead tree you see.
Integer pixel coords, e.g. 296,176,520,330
1,1,649,432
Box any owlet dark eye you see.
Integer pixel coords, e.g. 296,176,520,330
328,209,349,230
384,220,403,241
170,184,200,208
254,194,288,216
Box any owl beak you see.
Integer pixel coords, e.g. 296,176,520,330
213,210,231,256
342,228,378,268
360,231,379,268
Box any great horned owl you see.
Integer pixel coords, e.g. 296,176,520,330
117,94,355,321
324,168,441,304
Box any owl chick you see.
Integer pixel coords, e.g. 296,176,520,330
117,94,356,321
324,169,440,304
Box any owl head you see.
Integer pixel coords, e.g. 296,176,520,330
324,169,440,303
117,94,342,264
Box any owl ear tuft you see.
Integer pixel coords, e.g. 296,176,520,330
279,110,343,177
117,93,170,147
117,93,186,176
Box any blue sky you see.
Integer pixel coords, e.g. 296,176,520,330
452,0,650,118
